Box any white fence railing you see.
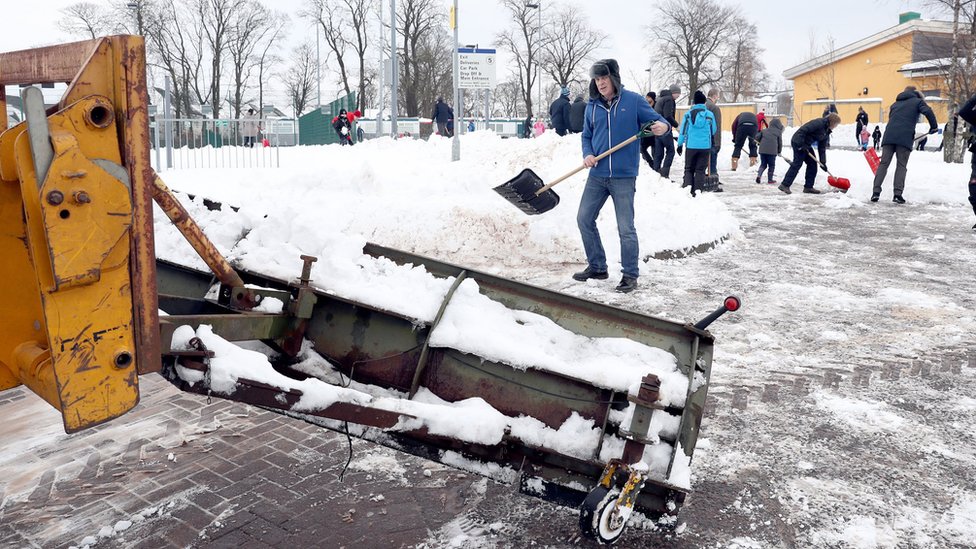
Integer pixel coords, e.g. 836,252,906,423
151,118,296,171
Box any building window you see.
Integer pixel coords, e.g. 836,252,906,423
921,89,940,98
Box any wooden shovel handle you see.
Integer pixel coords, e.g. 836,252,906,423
534,133,641,196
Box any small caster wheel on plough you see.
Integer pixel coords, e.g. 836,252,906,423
578,459,647,545
579,486,628,545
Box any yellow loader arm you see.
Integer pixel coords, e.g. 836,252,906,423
0,36,160,432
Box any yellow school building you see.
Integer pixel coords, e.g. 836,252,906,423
784,13,954,126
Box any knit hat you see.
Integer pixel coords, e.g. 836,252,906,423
669,84,681,95
560,86,570,97
693,90,707,104
646,91,657,101
588,59,622,99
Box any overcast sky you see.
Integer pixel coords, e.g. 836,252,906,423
2,0,934,109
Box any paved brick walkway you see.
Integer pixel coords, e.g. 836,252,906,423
3,374,658,549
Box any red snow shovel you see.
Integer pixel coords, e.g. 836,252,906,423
864,134,928,175
806,150,850,192
494,123,660,215
864,147,880,174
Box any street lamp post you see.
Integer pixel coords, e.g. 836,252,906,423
451,0,460,161
526,3,541,118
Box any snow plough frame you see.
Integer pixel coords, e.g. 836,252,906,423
0,36,739,545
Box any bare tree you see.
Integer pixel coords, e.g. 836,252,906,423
226,2,287,118
143,1,201,119
303,0,351,103
110,0,149,34
194,0,242,119
256,21,289,114
810,35,838,103
395,0,447,117
282,41,317,118
344,0,374,111
651,0,739,104
59,2,116,39
540,4,606,89
920,0,976,162
496,0,550,117
493,77,525,118
721,18,767,101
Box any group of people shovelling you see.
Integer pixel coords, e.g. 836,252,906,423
566,56,976,296
332,108,362,145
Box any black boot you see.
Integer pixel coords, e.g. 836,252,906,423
572,267,609,281
893,195,906,204
870,193,880,202
802,187,822,194
615,276,638,293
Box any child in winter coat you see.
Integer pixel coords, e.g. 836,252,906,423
872,125,882,151
755,118,784,184
675,90,717,196
860,126,871,151
332,109,355,145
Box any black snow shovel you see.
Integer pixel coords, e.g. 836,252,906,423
494,123,660,215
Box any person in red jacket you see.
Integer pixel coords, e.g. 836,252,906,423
331,109,362,145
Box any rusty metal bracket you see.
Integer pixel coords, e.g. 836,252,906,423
408,270,468,398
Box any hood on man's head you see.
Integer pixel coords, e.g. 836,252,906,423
770,118,784,130
693,90,706,104
588,59,622,99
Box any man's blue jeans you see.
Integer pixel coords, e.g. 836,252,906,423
576,174,639,279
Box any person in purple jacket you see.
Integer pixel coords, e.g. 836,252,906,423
573,59,670,293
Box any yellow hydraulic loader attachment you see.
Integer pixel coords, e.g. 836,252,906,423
0,36,160,432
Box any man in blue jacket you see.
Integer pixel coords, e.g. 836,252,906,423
574,59,669,293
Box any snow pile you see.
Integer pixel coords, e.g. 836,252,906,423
156,130,739,286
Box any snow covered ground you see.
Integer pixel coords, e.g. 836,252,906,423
2,130,976,548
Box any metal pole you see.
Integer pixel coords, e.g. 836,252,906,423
451,0,460,161
164,75,173,169
537,3,541,120
377,1,384,137
316,23,321,108
485,89,490,130
390,0,398,138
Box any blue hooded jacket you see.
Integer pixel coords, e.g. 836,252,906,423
582,88,667,178
675,104,716,150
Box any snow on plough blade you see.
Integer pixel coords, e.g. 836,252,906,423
0,36,739,545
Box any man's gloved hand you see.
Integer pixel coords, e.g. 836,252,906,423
819,162,828,172
641,120,670,137
929,127,939,134
676,145,683,155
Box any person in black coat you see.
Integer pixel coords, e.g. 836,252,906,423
568,95,586,133
871,86,938,203
432,97,453,137
855,107,869,141
653,84,680,178
778,113,841,194
549,87,572,136
954,93,976,227
730,111,759,170
872,125,882,151
332,109,354,145
640,91,657,168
